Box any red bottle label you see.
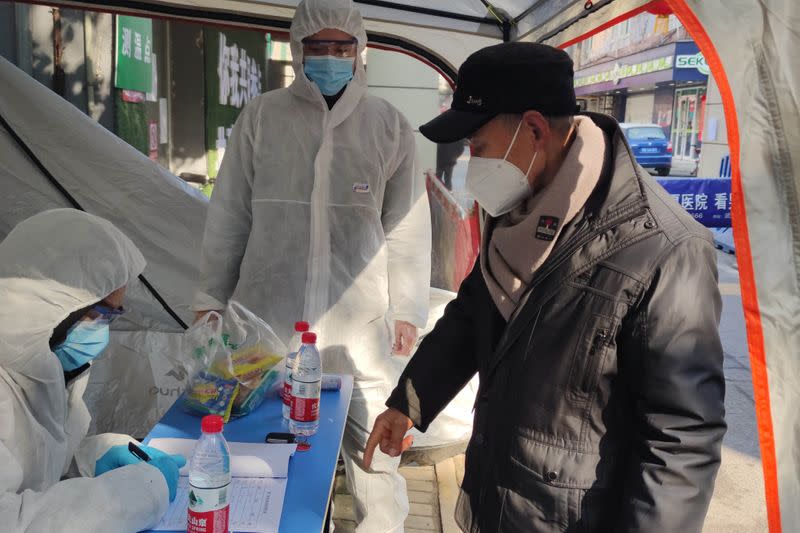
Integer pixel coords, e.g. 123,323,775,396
291,395,320,422
282,380,292,406
187,505,229,533
188,483,229,533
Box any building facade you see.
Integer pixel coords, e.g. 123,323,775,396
567,13,716,170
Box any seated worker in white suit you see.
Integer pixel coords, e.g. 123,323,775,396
0,209,185,533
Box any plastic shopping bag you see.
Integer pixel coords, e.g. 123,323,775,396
182,301,287,421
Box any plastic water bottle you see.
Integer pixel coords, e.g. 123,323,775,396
283,321,310,421
187,415,231,533
290,332,322,436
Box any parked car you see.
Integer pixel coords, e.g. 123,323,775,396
620,122,673,176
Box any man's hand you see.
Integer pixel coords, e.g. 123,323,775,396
194,310,222,324
392,320,418,356
364,408,414,469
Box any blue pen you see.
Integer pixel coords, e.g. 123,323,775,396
128,441,152,462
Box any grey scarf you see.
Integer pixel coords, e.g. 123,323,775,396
481,117,607,319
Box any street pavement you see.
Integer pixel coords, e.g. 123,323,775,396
704,251,767,532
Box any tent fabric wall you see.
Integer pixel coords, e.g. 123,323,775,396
666,2,799,531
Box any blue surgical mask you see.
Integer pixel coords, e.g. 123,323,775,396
54,319,110,371
304,56,355,96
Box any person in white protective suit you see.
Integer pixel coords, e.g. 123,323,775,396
0,209,185,533
192,0,431,530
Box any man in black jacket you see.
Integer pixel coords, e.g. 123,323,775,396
364,43,726,532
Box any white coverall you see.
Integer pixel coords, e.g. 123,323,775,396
0,209,170,532
193,0,431,530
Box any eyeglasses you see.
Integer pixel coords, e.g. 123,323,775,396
91,303,126,324
302,38,358,58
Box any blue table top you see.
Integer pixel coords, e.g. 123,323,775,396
143,375,354,533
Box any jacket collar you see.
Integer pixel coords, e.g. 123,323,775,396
579,112,650,226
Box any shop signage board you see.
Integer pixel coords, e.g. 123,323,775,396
574,56,673,88
676,52,710,75
115,15,153,93
657,178,731,228
205,29,266,178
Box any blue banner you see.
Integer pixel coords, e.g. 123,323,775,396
656,178,731,228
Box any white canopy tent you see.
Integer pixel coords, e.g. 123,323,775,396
3,0,798,529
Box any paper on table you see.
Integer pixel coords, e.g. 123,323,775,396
148,438,296,478
153,477,287,533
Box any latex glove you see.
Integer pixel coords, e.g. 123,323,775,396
363,408,414,469
392,321,418,356
95,444,187,501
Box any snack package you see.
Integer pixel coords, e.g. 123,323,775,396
182,302,287,420
183,371,239,422
215,344,283,417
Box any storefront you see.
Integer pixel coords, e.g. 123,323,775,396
117,18,271,193
671,41,709,161
574,43,677,123
574,40,709,163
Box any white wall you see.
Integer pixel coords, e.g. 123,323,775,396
366,48,439,174
625,91,656,124
697,76,729,177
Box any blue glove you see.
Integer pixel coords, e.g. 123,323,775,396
95,444,187,502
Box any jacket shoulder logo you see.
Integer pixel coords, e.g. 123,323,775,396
535,216,560,241
353,182,370,193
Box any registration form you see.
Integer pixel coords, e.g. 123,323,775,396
148,438,297,533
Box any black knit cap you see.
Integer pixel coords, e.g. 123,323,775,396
420,42,577,143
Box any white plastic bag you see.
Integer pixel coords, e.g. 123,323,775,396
182,301,287,421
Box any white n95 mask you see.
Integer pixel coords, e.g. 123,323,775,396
466,119,537,218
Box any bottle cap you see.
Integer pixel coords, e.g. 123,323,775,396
302,332,317,344
201,414,224,433
295,321,310,333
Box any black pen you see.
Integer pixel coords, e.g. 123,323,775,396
128,441,152,462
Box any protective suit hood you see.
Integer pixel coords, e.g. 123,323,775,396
0,209,145,371
289,0,368,111
0,209,145,438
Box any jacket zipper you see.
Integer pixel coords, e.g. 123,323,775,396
581,328,609,393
